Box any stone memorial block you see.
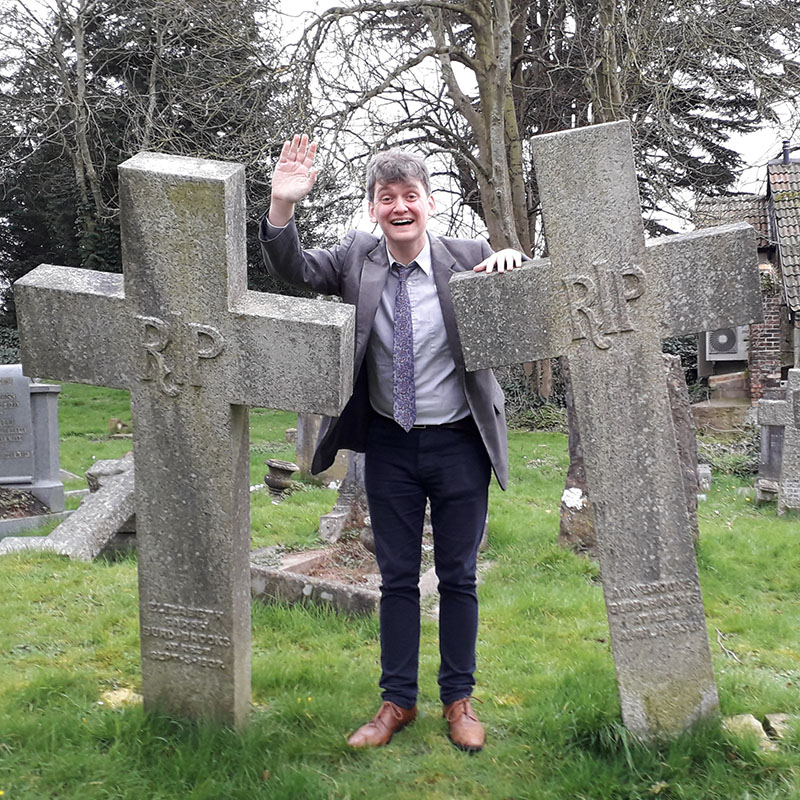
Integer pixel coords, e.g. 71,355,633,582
758,369,800,514
0,365,65,512
450,121,761,738
0,365,34,483
15,152,354,727
295,412,349,482
318,450,369,543
756,382,785,502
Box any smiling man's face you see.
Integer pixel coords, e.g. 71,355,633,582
369,179,435,261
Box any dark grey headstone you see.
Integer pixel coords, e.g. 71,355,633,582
450,121,761,738
0,367,65,512
15,152,354,727
758,369,800,514
0,365,34,483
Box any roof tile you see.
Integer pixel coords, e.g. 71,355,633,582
768,162,800,311
694,194,771,249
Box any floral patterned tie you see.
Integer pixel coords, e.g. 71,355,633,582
392,262,417,431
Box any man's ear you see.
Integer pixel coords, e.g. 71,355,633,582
368,202,376,223
427,193,435,214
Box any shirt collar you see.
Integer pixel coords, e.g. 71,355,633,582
385,235,432,276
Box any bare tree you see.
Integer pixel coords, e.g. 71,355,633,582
284,0,800,546
290,0,800,244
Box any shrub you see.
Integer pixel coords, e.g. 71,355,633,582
698,427,760,477
0,327,20,364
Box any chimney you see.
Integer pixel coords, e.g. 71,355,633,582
783,139,791,165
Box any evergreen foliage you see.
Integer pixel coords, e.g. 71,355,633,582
0,0,349,320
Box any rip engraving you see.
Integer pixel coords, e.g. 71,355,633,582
563,262,646,348
138,315,179,396
137,316,226,395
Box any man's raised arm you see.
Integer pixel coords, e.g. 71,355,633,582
268,133,318,227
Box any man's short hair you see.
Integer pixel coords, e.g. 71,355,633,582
365,149,431,200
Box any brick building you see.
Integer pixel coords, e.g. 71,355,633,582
695,143,800,405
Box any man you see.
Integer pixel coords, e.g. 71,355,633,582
260,134,522,752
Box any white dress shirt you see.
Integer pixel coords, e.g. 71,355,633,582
366,237,469,425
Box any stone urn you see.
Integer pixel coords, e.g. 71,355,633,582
264,459,299,501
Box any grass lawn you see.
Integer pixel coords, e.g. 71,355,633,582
1,383,799,799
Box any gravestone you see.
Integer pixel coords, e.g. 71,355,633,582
0,365,34,483
756,381,785,502
758,369,800,514
450,121,761,738
14,152,354,727
560,353,700,557
295,412,349,483
318,451,369,543
0,365,64,512
663,354,700,541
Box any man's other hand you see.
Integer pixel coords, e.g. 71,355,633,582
473,248,524,273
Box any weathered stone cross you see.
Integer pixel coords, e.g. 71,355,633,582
15,153,354,727
758,368,800,514
450,121,762,738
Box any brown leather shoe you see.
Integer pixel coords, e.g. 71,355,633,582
443,697,485,752
347,701,417,748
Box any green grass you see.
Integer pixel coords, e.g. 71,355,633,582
1,385,800,798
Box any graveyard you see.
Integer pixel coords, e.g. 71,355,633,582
0,381,799,799
0,124,798,798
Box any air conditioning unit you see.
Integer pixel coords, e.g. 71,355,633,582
705,325,749,361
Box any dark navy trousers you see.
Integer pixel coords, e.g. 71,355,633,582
364,413,491,708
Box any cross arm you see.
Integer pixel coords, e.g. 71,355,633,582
647,222,762,337
15,265,133,389
228,291,355,415
449,258,572,371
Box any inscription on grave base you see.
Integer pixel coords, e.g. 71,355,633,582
142,601,231,671
606,579,706,642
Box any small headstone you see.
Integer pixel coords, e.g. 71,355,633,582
295,412,349,482
697,464,712,492
318,451,369,543
450,121,761,738
663,354,700,541
0,365,34,483
758,369,799,513
0,366,64,512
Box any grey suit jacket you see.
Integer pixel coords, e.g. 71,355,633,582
259,217,509,489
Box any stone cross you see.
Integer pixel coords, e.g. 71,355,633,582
758,369,800,514
450,121,761,738
14,152,354,728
